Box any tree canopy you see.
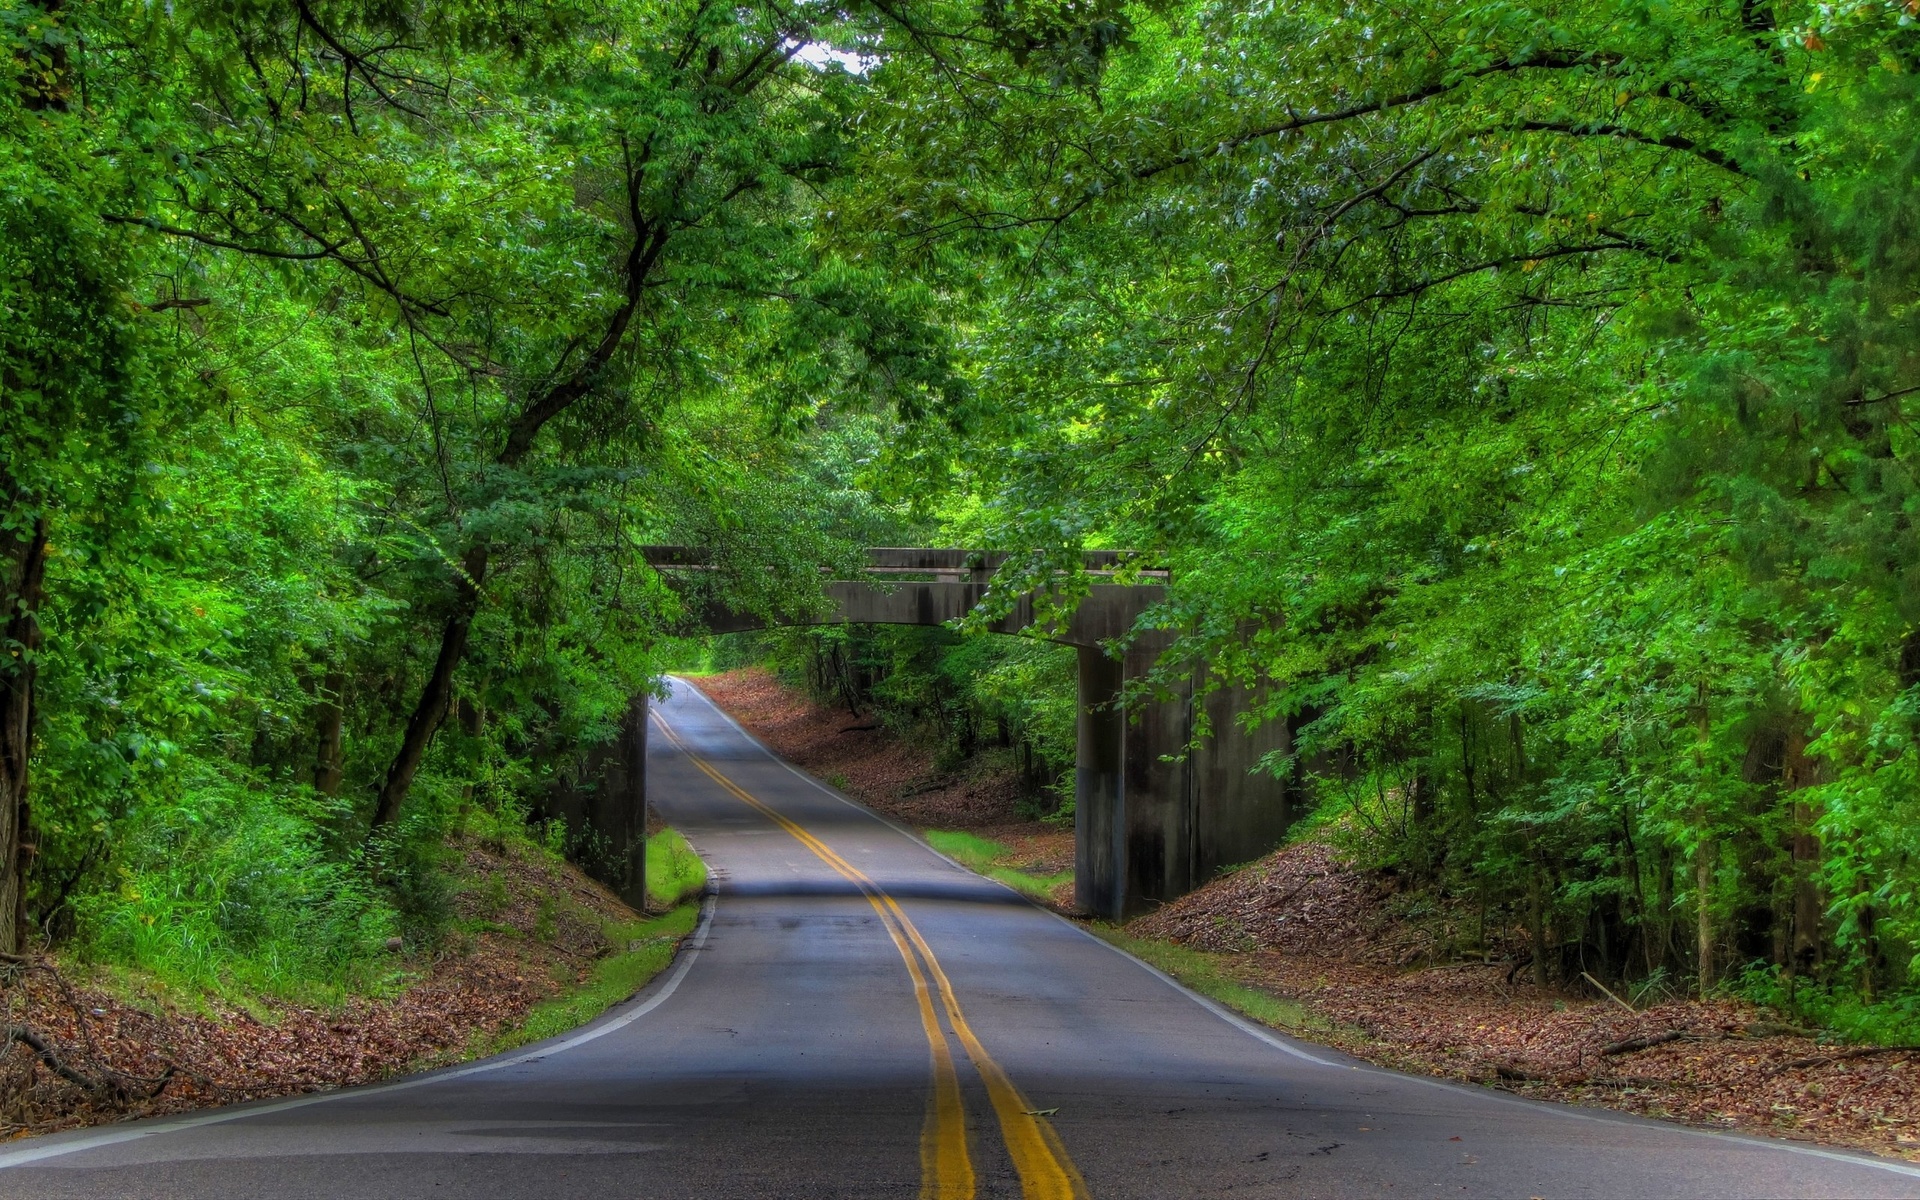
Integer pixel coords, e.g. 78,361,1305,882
6,0,1920,1028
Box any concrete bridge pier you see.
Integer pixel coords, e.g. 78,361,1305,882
1190,681,1294,880
540,693,649,910
1073,647,1125,918
1076,646,1295,921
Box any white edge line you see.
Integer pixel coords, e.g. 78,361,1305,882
1096,945,1343,1068
0,888,719,1171
671,675,1920,1184
1076,921,1920,1179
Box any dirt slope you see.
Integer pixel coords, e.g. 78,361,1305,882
1,836,648,1139
1133,839,1920,1159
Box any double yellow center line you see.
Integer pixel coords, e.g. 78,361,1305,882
652,714,1088,1200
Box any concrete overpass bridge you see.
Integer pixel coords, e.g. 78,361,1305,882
555,548,1294,921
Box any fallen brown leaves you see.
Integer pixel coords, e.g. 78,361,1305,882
0,837,643,1141
1130,841,1392,958
1131,839,1920,1161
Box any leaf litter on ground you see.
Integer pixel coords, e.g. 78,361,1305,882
0,836,688,1140
1130,839,1920,1162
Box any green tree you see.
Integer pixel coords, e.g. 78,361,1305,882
853,0,1920,1006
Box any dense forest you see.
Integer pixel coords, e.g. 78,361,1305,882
6,0,1920,1037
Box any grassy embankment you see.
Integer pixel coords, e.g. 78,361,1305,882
1090,926,1335,1036
489,829,708,1052
3,824,714,1136
924,830,1071,903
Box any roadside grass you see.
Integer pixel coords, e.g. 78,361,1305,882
647,828,708,908
23,819,713,1137
485,901,702,1055
68,764,412,1009
925,830,1072,902
482,826,708,1056
1092,925,1335,1037
82,961,290,1027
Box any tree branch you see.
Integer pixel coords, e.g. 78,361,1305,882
1129,49,1622,183
1499,119,1749,177
1844,383,1920,407
102,215,338,261
293,0,429,120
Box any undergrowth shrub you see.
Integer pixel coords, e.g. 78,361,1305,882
367,811,457,951
462,790,538,852
73,764,399,1000
1737,967,1920,1046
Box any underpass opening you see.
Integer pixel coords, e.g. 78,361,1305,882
627,548,1296,921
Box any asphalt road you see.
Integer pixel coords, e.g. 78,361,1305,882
3,677,1917,1198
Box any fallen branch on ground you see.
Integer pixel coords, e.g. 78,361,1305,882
1600,1030,1693,1056
1778,1046,1920,1071
900,778,958,797
5,1014,176,1102
1580,971,1635,1014
5,1025,113,1095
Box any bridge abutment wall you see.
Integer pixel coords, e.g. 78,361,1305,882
1073,640,1293,919
539,694,650,910
1073,647,1126,917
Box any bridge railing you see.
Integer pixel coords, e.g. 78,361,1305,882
639,545,1169,582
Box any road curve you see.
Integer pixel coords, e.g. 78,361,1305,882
2,677,1916,1198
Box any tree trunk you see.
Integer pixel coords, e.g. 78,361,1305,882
1527,849,1550,991
1509,710,1528,782
361,216,667,836
1,516,49,955
1695,837,1715,997
1459,700,1477,813
1622,814,1651,976
313,670,346,797
1849,872,1880,1001
1692,684,1714,999
456,692,485,806
369,544,488,830
1408,720,1433,872
1654,841,1676,973
1783,726,1823,976
1854,885,1878,1001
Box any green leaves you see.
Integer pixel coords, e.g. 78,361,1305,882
829,0,1920,997
2,0,975,963
979,0,1132,87
13,0,1920,1009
